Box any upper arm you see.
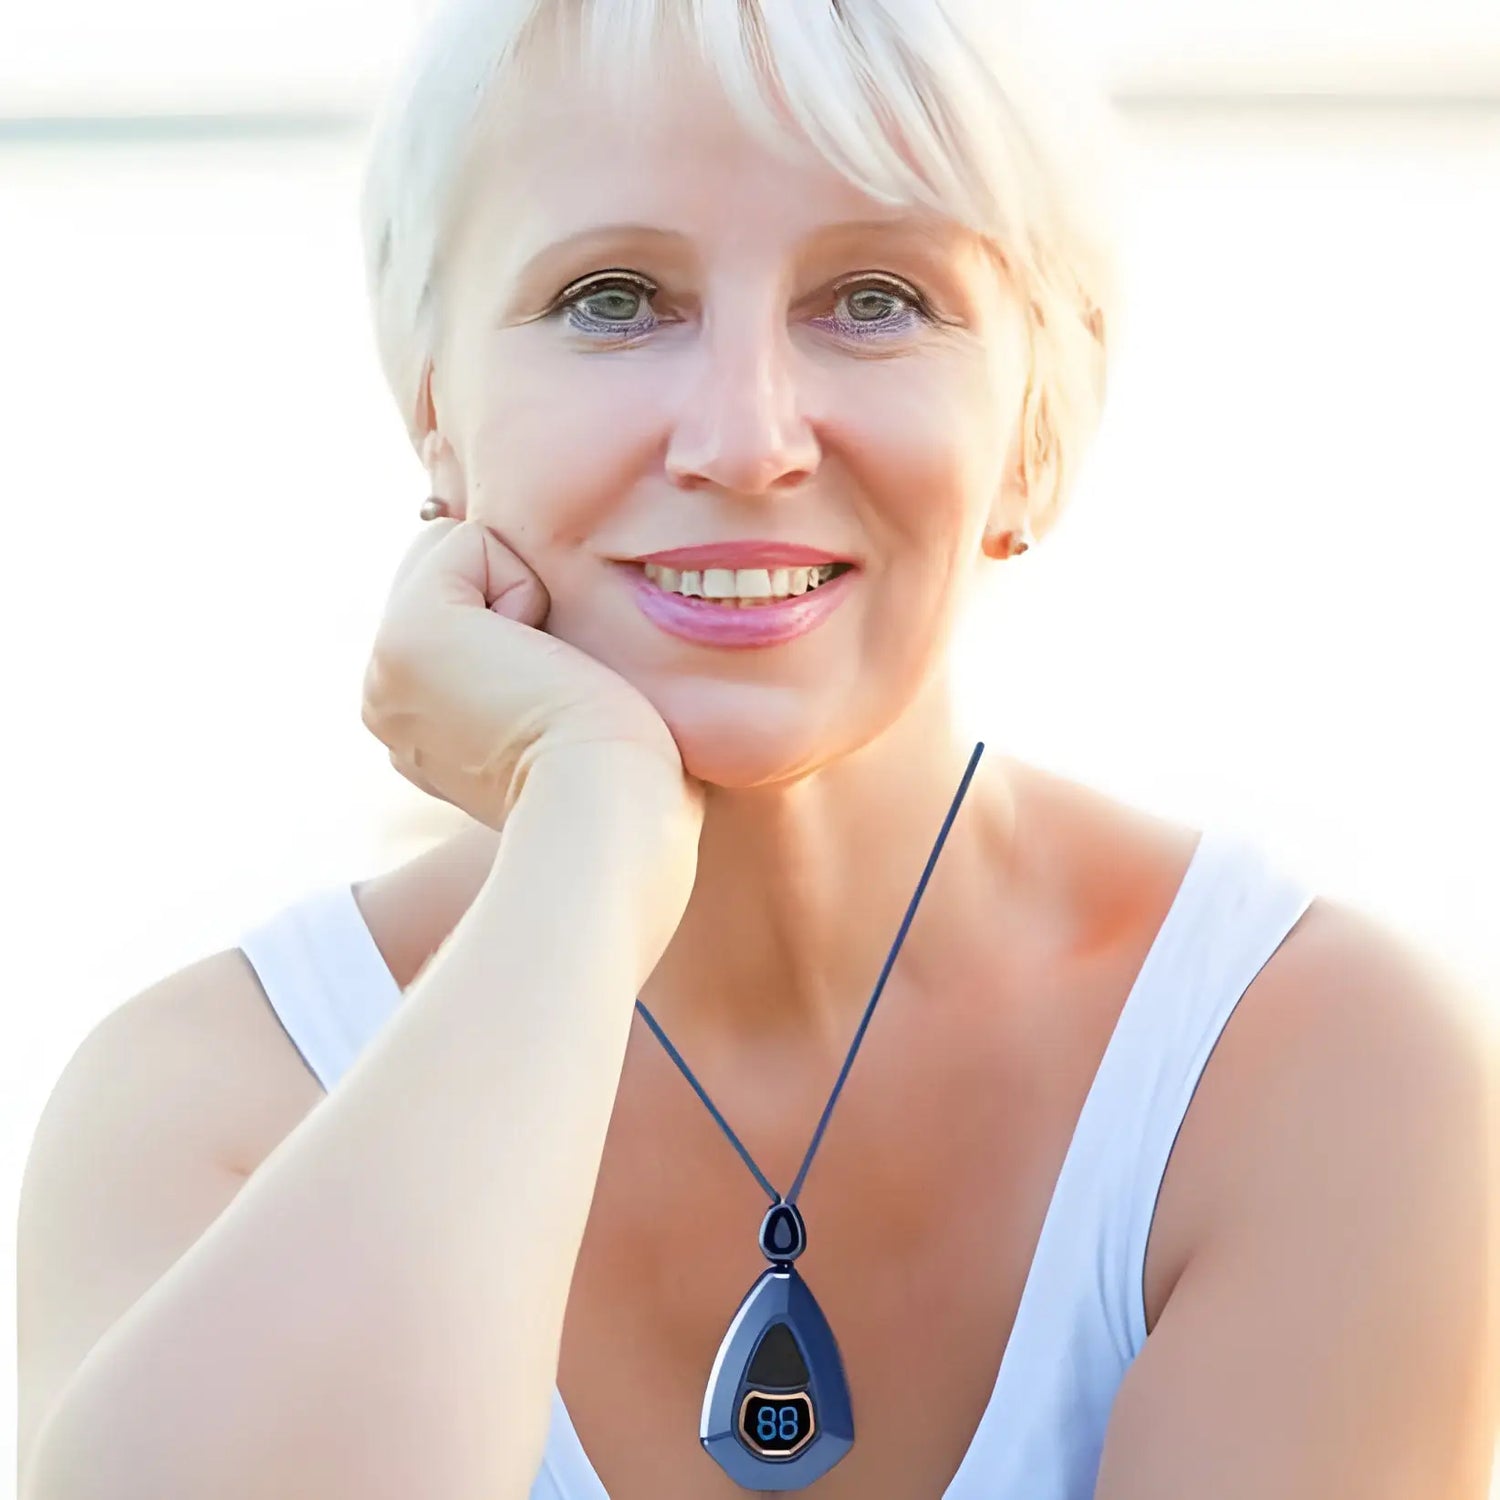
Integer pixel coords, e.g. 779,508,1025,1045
16,949,310,1487
1095,905,1500,1500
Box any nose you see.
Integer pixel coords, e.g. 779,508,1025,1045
663,310,821,496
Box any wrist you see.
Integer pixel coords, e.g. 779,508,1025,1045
490,740,702,974
517,738,702,843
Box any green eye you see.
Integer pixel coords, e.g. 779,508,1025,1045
551,271,658,332
821,275,935,338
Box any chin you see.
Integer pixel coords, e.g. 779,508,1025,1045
656,693,858,790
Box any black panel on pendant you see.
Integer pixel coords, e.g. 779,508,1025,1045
747,1321,811,1389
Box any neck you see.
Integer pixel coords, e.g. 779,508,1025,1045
637,677,1030,1066
442,677,1036,1069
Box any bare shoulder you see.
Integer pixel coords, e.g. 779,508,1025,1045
92,942,331,1175
1232,890,1498,1238
89,828,499,1189
1093,895,1500,1498
1178,890,1499,1255
103,822,505,1170
17,944,323,1474
1224,893,1492,1165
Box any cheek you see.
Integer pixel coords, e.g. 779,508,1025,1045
464,353,644,541
832,363,1005,544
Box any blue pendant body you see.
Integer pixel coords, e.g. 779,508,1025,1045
699,1202,854,1490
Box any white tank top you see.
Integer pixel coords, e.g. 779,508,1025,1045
236,825,1317,1498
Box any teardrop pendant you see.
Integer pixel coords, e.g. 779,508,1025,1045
699,1201,854,1490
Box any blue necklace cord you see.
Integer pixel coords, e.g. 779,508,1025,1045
633,740,986,1211
637,741,988,1487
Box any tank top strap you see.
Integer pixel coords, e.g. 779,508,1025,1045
1084,825,1319,1361
238,882,403,1092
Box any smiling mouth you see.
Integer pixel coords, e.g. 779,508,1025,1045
629,559,857,606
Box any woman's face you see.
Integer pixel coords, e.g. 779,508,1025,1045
430,41,1031,786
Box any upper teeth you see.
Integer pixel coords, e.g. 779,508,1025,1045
643,563,841,600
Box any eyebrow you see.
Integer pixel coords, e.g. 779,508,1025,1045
511,215,965,287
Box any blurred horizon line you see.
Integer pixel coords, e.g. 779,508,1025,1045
2,90,1498,147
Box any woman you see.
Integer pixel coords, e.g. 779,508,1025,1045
18,1,1497,1498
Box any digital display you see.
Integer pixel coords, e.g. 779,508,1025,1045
740,1391,815,1456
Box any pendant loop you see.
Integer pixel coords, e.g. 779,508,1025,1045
759,1198,807,1264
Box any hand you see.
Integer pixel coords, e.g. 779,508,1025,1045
361,516,704,833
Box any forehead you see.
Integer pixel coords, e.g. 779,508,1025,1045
447,28,985,278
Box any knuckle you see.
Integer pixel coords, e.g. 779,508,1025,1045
363,631,419,702
359,657,394,730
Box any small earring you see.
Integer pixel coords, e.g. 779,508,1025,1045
419,496,450,521
986,520,1034,559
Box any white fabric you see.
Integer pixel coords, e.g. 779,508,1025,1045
237,825,1317,1497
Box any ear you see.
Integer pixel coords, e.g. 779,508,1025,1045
416,359,469,521
981,435,1030,558
414,356,436,444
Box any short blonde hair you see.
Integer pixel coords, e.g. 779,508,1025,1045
358,0,1127,531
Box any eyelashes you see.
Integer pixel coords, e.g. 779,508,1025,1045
544,268,938,343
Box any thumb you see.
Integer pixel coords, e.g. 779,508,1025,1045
469,520,551,630
402,517,550,631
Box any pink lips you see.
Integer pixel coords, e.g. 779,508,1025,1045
617,562,858,649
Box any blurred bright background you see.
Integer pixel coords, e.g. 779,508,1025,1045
4,0,1498,1490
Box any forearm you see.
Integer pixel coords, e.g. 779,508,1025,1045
26,747,698,1500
